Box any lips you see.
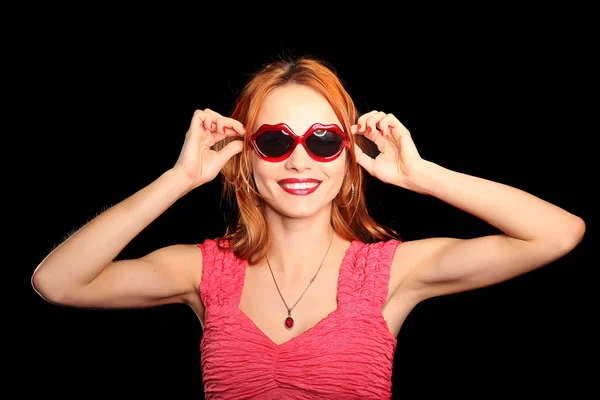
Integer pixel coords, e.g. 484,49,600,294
277,178,322,195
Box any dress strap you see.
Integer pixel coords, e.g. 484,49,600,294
337,240,401,308
198,239,246,308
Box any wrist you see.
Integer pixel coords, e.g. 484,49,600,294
164,167,197,196
405,160,444,195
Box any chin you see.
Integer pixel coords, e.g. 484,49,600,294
270,200,332,220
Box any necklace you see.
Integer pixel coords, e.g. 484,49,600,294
266,232,334,330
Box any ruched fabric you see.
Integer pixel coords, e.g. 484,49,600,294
198,238,401,399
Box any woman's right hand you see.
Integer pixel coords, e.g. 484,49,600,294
174,108,246,190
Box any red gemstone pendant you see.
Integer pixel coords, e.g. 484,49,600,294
285,316,294,329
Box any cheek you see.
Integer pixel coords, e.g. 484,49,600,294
326,156,348,187
251,157,273,193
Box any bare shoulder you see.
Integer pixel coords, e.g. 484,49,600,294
144,243,204,283
144,243,205,314
151,242,204,262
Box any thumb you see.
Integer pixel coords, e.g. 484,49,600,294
353,143,375,176
217,139,244,164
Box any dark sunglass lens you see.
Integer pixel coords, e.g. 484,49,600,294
255,130,295,157
306,130,344,158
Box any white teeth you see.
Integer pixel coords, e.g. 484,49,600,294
281,182,319,190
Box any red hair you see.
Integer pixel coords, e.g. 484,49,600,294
215,55,400,264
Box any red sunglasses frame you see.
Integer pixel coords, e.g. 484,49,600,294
249,122,349,162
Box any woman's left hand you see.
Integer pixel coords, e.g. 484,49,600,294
352,110,424,189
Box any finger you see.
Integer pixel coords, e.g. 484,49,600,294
223,117,246,137
353,121,387,149
202,108,221,119
386,117,411,142
364,111,386,135
202,108,224,132
202,114,217,132
214,115,226,136
189,110,214,144
353,143,375,176
194,109,208,129
377,113,399,136
356,110,380,133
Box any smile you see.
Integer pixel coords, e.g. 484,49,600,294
277,179,321,195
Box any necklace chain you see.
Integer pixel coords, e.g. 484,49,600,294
266,232,334,314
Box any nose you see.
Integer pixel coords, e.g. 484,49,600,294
285,143,313,171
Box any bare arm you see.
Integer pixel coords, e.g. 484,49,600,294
395,160,585,302
31,109,245,309
31,168,200,308
352,111,585,303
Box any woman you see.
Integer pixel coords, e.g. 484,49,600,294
31,56,585,399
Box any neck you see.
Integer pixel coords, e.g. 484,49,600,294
264,207,336,282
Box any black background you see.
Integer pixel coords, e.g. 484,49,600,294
18,6,595,399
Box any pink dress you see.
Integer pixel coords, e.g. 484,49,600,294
198,238,401,399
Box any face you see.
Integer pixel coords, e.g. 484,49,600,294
251,84,347,219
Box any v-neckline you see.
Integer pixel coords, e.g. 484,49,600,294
236,240,358,348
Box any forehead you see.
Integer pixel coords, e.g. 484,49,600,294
255,84,341,134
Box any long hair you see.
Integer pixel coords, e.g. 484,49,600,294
214,55,400,264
